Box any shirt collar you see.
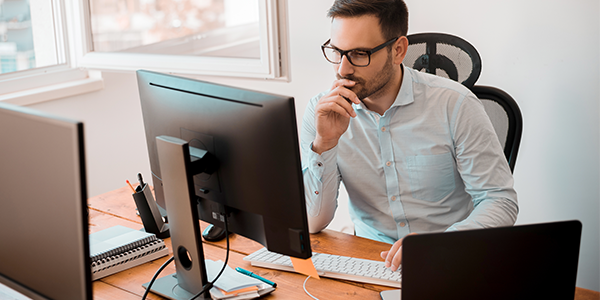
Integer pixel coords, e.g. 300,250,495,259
353,64,415,112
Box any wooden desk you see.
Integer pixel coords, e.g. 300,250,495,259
89,186,393,299
89,186,600,300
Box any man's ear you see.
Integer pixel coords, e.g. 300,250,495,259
394,36,409,65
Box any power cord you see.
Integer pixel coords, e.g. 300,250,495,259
141,255,175,300
303,276,320,300
190,213,231,300
141,213,231,300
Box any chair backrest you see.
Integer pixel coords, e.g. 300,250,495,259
471,85,523,173
405,32,522,172
405,33,481,89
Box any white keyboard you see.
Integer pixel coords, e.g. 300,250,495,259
243,247,401,288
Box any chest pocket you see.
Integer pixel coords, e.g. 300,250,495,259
407,152,456,202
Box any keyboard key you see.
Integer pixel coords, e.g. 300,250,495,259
244,247,401,288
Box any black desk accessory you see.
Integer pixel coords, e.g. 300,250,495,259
202,224,229,242
132,173,170,239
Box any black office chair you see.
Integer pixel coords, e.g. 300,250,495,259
471,86,522,172
405,33,522,172
405,33,481,89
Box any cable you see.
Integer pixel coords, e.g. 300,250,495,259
190,213,231,300
141,255,175,300
140,213,230,300
303,276,320,300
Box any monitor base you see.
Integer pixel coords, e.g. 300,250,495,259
143,273,209,300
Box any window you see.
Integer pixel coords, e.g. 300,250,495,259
81,0,287,79
1,0,286,105
0,0,102,105
0,0,64,75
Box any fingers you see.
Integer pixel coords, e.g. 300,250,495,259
317,90,357,118
331,78,356,90
317,98,355,118
383,240,403,271
387,246,403,272
381,233,418,272
330,79,360,104
311,79,360,153
316,79,360,118
380,251,389,260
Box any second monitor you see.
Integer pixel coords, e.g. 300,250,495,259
137,70,312,259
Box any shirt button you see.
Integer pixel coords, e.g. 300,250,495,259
391,196,397,201
381,127,386,132
399,222,406,227
386,161,392,167
315,191,319,195
317,162,323,167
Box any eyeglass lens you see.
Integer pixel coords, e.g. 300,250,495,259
323,47,370,67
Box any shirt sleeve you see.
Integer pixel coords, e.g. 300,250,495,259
300,93,343,233
446,92,519,231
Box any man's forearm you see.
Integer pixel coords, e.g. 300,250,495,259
302,145,341,233
445,197,518,232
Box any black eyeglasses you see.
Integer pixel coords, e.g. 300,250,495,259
321,37,399,67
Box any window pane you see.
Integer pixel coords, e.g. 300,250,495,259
89,0,260,59
1,0,64,75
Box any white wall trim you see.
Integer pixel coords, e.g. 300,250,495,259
0,71,104,106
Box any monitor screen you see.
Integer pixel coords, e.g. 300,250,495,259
137,70,311,259
0,103,91,300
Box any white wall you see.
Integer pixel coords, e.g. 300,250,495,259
27,0,599,291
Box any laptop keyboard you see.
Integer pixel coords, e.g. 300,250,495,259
243,247,402,288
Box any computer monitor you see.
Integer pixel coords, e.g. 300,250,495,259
137,70,312,297
0,103,91,300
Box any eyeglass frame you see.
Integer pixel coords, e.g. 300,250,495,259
321,36,400,67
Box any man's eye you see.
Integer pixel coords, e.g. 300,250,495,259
349,51,369,59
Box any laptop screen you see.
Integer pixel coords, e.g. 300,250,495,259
401,220,581,300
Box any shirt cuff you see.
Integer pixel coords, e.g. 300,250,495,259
307,142,338,180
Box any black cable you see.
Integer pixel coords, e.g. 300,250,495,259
140,213,230,300
190,213,231,300
141,255,175,300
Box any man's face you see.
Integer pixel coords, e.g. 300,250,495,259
330,15,396,100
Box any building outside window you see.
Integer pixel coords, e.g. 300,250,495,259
88,0,260,59
0,0,56,75
0,0,285,105
82,0,283,78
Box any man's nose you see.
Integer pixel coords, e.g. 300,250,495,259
337,54,354,77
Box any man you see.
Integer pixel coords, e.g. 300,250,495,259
300,0,518,272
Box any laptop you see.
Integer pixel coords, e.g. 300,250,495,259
380,220,582,300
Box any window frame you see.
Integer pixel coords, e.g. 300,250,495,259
1,0,287,105
0,0,102,105
76,0,288,80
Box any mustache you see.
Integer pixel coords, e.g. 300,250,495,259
336,74,362,84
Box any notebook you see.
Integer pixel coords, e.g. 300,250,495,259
90,225,169,280
206,260,276,300
142,260,275,300
381,220,582,300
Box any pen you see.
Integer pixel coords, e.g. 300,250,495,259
126,180,136,194
235,267,277,287
138,173,145,187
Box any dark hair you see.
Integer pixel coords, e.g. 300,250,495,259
327,0,409,40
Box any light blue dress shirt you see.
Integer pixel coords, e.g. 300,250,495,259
300,66,518,244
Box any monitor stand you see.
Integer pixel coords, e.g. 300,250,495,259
143,274,198,300
143,274,196,299
144,135,220,300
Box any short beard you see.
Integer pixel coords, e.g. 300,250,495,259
336,50,395,100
